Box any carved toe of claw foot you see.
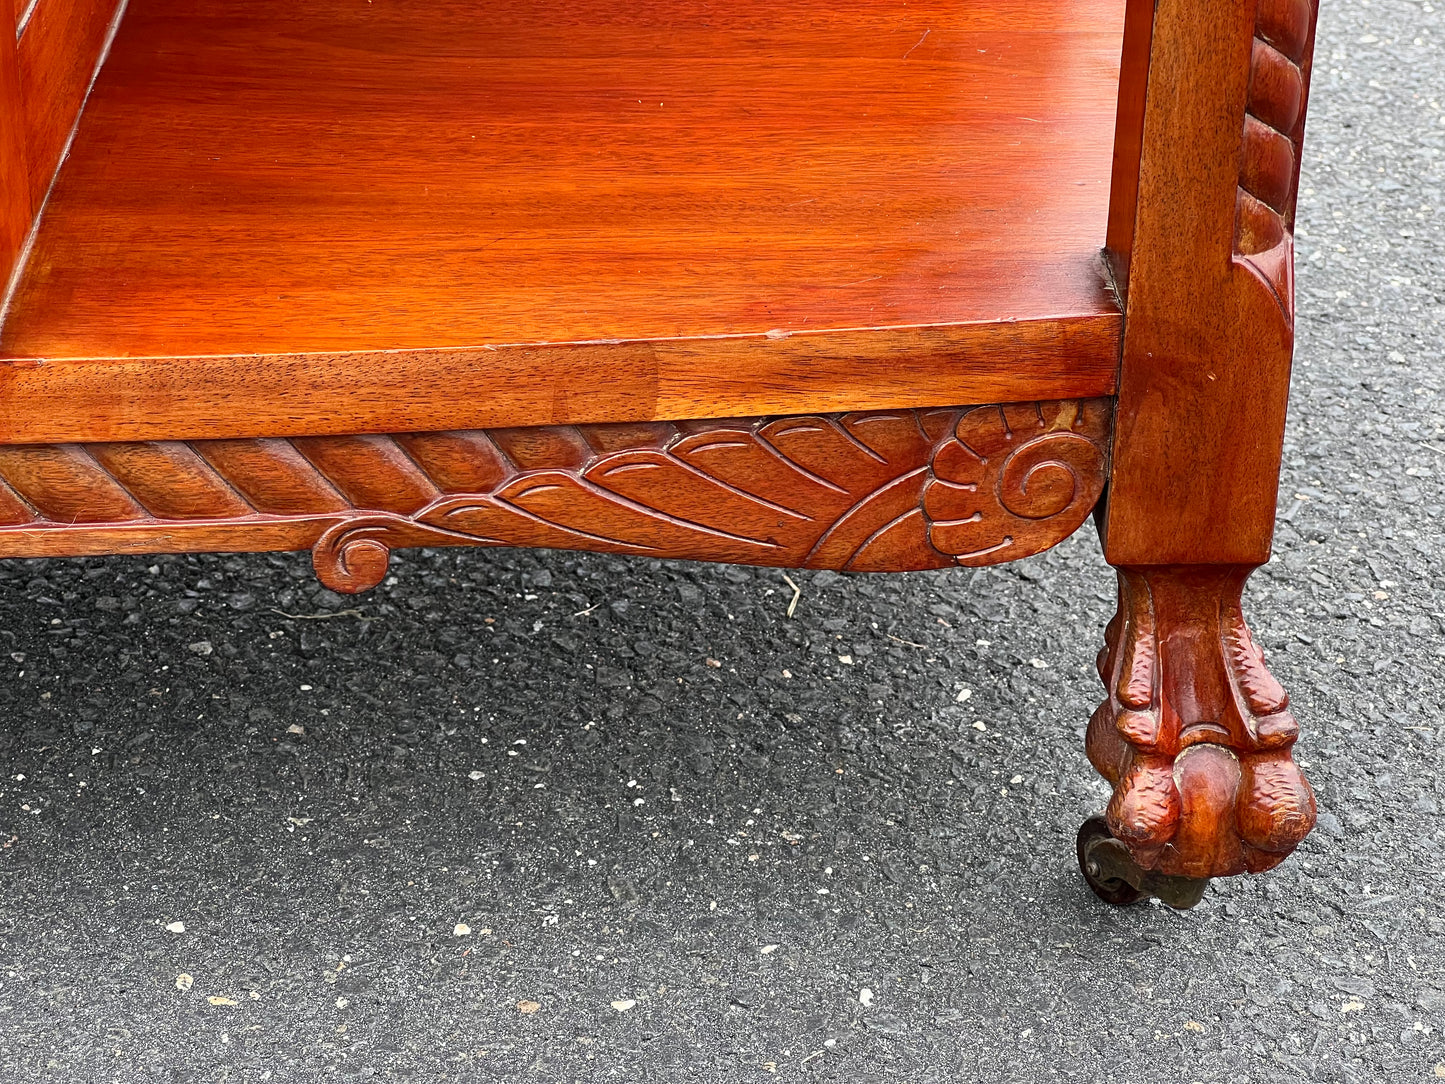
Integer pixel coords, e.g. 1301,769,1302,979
1082,565,1317,893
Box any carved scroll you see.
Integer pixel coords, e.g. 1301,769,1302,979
1234,0,1319,320
0,400,1111,590
1086,565,1316,879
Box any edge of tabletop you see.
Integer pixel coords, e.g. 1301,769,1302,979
0,312,1123,444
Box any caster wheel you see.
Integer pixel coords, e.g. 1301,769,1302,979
1075,814,1211,909
1077,815,1145,905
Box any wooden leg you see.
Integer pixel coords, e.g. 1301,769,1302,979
1085,0,1322,906
1079,565,1316,904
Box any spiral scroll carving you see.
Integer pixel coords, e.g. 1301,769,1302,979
922,400,1108,562
0,400,1111,590
311,520,400,594
1234,0,1319,319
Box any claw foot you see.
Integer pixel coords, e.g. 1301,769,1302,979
1085,565,1316,881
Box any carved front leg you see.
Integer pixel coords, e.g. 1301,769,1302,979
1085,565,1316,882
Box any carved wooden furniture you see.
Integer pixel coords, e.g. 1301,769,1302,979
0,0,1319,905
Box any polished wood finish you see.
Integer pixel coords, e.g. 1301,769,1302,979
0,319,1119,445
0,0,1327,901
1102,0,1155,295
1087,566,1315,880
0,401,1112,585
0,0,1126,441
13,0,120,209
1087,0,1321,885
1101,0,1318,566
0,0,29,291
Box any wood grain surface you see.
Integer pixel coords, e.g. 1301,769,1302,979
1089,0,1320,882
1100,0,1318,567
1103,0,1155,295
13,0,120,209
0,0,1125,441
0,0,30,291
0,318,1120,444
1087,565,1316,879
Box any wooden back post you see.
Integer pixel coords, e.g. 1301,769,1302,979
0,1,31,289
0,0,123,290
1104,0,1318,563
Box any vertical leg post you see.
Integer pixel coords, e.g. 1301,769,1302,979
1087,0,1321,902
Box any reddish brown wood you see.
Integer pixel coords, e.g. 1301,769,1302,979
1089,0,1320,890
84,441,253,520
0,320,1120,444
0,0,1328,898
1101,0,1319,566
14,0,120,209
0,401,1112,586
1102,0,1155,296
194,439,351,516
0,0,30,291
0,442,145,522
0,0,1126,442
1087,566,1315,879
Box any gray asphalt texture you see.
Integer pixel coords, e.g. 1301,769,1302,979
1,3,1443,1082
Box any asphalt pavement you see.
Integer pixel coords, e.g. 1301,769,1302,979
0,1,1442,1080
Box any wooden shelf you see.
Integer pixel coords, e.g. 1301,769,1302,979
0,0,1127,442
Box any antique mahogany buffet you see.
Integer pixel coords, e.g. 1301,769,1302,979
0,0,1321,906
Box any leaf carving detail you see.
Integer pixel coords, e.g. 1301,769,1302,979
0,401,1112,591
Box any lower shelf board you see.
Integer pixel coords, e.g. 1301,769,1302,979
0,0,1125,443
0,399,1112,589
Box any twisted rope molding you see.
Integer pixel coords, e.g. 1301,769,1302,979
0,399,1111,591
1234,0,1319,321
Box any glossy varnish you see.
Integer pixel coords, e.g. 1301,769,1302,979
15,0,122,208
0,0,1125,440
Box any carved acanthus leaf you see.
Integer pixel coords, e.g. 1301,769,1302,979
0,400,1112,590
